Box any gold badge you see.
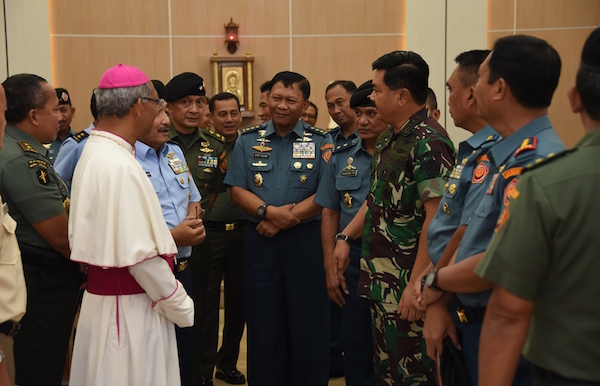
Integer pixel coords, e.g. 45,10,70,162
179,177,184,183
461,158,468,165
344,192,352,208
444,182,449,191
258,129,267,137
294,161,302,169
203,168,213,173
443,202,450,214
306,163,314,170
343,157,357,171
201,141,211,147
200,147,214,153
37,169,48,184
167,152,174,159
449,184,456,195
498,165,505,173
254,173,263,187
252,161,268,167
252,142,273,152
300,175,308,183
189,192,192,199
63,197,70,212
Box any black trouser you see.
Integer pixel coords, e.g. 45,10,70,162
14,243,81,386
200,225,246,375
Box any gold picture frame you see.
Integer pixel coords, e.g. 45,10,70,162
210,54,255,118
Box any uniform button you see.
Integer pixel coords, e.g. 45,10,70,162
278,186,283,190
280,166,284,170
345,184,350,188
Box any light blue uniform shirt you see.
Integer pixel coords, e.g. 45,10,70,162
54,123,94,190
224,119,333,223
455,115,566,306
328,126,358,149
314,137,372,230
47,128,75,164
427,126,500,265
135,140,201,259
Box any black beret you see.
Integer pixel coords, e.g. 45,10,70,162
151,79,166,99
56,88,71,106
350,80,375,108
164,72,205,102
581,27,600,74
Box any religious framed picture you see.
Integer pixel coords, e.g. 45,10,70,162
210,54,255,118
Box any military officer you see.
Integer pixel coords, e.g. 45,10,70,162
225,71,333,385
164,72,226,386
477,27,600,386
419,36,566,386
314,80,386,386
0,74,82,386
325,80,357,148
54,91,98,190
46,87,75,164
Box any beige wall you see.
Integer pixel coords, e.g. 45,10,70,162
49,0,405,132
487,0,600,148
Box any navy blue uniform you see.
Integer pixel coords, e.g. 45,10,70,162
225,119,332,385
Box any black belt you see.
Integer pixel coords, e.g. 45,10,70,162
204,220,247,232
455,305,486,324
0,320,20,337
532,364,600,385
174,256,190,273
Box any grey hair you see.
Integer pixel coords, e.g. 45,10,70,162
94,82,152,119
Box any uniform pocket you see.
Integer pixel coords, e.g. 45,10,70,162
289,160,317,191
248,159,273,190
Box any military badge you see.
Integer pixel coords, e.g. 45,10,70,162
448,184,456,195
486,173,499,195
471,162,489,184
503,178,519,206
254,173,263,187
344,192,352,208
37,169,49,185
28,159,47,169
300,175,308,183
63,197,70,212
306,163,314,170
502,167,522,180
461,157,468,165
514,137,537,157
219,151,228,173
252,142,273,152
203,168,213,173
341,157,358,177
444,182,449,191
252,161,268,167
168,157,189,174
449,164,463,179
18,141,39,154
293,161,302,169
201,141,211,148
198,155,219,168
443,202,450,214
293,142,316,159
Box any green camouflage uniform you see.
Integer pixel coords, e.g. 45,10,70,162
358,110,455,385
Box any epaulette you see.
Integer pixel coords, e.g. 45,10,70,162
514,136,537,157
522,149,576,173
241,124,262,135
204,129,225,142
17,141,39,155
333,142,354,154
304,126,329,136
72,131,89,143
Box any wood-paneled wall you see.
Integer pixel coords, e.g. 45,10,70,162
49,0,405,131
487,0,600,147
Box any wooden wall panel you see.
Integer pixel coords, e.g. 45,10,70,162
291,0,404,35
49,0,169,35
487,0,514,31
516,0,600,29
170,0,289,36
51,37,171,131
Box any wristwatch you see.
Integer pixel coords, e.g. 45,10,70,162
425,268,442,291
335,232,354,244
257,203,269,219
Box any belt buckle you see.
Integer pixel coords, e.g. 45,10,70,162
176,260,188,272
225,223,235,231
456,308,469,323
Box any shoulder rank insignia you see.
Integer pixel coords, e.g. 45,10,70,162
514,136,537,157
18,141,39,154
205,129,225,142
305,126,328,136
522,149,575,173
241,125,261,135
73,131,89,143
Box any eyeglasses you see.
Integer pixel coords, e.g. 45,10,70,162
141,97,166,110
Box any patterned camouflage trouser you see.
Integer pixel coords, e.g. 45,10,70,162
369,300,436,386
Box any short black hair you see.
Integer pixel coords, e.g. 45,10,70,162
3,74,49,124
90,89,98,120
454,49,491,86
372,51,429,105
308,101,318,118
426,88,437,110
488,35,561,109
325,80,357,98
260,81,272,93
209,92,241,113
270,71,310,100
577,68,600,121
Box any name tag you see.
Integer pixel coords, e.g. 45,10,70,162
253,152,270,159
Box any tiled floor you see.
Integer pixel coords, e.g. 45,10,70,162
213,309,346,386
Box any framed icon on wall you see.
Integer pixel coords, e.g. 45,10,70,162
210,53,255,118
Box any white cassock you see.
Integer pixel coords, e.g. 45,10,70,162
68,130,194,386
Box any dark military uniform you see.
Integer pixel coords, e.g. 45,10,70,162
328,126,358,149
168,124,226,386
0,125,81,386
225,119,333,385
358,109,455,385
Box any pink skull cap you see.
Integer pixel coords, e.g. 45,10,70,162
98,63,149,89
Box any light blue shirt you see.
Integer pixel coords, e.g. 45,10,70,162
54,123,94,190
455,115,566,306
427,126,500,265
135,140,201,259
314,137,372,230
224,119,333,222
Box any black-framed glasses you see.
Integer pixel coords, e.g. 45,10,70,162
140,97,165,109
